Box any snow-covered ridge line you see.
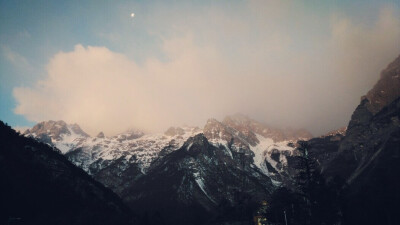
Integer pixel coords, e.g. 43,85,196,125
25,117,307,181
25,122,202,173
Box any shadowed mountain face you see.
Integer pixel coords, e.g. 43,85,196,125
0,121,137,225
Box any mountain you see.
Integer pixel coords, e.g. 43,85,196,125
24,120,89,153
24,116,311,186
122,134,274,224
24,115,311,224
203,116,308,186
120,114,311,224
0,121,137,225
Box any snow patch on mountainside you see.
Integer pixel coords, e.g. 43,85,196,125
208,139,234,159
193,171,216,204
69,126,201,173
25,122,202,174
250,134,295,177
53,125,87,153
250,134,275,175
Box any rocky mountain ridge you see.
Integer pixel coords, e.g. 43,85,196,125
22,115,311,224
23,115,311,179
24,120,89,153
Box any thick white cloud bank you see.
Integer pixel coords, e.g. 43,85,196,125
14,40,236,135
13,3,400,136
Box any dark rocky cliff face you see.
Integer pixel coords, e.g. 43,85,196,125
0,121,136,225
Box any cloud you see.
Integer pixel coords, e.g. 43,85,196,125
13,3,400,136
13,39,233,135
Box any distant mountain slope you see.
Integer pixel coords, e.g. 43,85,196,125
0,121,137,225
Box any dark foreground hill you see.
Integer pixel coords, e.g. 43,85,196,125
0,121,138,225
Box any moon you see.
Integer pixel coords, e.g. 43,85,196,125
130,13,135,18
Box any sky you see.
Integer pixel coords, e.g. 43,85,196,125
1,0,399,136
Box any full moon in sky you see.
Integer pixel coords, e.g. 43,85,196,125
130,13,135,18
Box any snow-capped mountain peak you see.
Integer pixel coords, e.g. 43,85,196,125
24,120,89,153
64,125,202,174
